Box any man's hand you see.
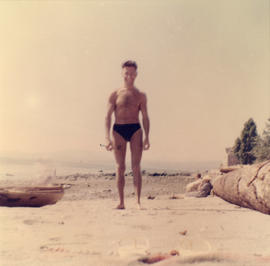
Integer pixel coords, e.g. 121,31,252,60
143,138,150,150
105,138,113,151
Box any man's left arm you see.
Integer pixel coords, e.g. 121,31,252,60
140,93,150,150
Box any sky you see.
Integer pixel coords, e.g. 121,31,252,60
0,0,269,165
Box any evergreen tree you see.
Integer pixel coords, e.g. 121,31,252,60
233,118,258,164
233,137,241,155
254,118,270,162
262,118,270,145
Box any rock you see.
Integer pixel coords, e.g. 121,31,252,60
185,176,213,198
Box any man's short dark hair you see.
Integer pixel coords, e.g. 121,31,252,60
122,60,137,70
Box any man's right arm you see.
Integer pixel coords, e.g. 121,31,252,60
105,91,116,151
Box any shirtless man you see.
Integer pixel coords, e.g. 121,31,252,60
105,60,150,209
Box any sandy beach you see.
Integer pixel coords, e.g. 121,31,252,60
1,0,269,265
1,172,270,266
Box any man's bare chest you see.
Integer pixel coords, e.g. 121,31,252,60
116,92,140,108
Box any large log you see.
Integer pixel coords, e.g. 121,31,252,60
212,161,270,214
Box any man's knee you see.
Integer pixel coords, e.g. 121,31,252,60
132,163,140,173
117,163,126,174
132,164,141,186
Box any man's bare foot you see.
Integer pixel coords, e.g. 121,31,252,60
116,204,125,210
137,203,146,210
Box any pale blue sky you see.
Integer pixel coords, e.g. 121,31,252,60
0,0,269,164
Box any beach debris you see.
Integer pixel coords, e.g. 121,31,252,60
219,165,242,174
213,160,270,214
147,171,191,177
170,250,180,256
40,244,96,255
5,173,14,177
148,172,168,177
147,195,155,200
196,173,202,179
179,230,188,236
62,184,72,189
138,250,179,264
140,250,270,265
169,194,184,200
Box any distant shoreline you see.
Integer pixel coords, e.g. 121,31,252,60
0,156,221,173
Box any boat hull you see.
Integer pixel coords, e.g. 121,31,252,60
0,186,64,207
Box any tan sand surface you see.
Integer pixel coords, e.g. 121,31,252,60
1,174,270,266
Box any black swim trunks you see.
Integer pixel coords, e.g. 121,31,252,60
113,123,141,142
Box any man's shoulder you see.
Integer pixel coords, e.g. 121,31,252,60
133,87,146,97
111,89,121,96
139,90,147,101
108,90,118,102
140,91,147,96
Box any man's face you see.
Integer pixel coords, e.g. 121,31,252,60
122,66,137,85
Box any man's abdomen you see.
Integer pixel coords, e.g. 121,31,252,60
115,107,140,124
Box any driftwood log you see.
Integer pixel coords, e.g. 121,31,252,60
212,161,270,214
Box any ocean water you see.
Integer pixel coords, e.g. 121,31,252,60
0,157,221,182
0,161,110,182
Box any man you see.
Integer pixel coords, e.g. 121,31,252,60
105,60,150,209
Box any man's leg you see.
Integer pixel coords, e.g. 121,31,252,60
130,129,143,208
112,131,127,209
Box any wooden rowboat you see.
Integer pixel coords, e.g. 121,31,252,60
0,186,64,207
